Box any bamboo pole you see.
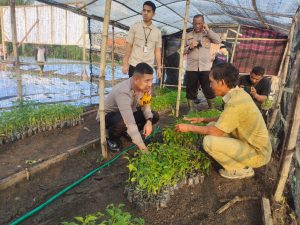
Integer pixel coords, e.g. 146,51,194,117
160,38,165,88
268,18,296,129
230,24,240,64
277,41,289,77
111,23,115,86
23,7,27,42
81,16,88,81
98,0,112,159
252,0,269,29
1,7,7,71
65,10,68,45
1,60,120,66
274,50,300,202
175,0,190,118
226,37,287,41
266,41,289,128
36,6,39,44
51,6,53,44
10,0,22,101
10,0,19,65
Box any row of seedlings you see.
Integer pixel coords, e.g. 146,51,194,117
0,102,83,145
62,204,145,225
125,109,222,211
151,88,186,112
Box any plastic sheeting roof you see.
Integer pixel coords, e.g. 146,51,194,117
37,0,300,35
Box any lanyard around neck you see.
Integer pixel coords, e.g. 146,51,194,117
143,27,152,46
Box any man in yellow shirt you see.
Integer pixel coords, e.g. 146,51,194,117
176,63,272,179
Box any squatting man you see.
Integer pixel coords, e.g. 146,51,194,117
176,63,272,179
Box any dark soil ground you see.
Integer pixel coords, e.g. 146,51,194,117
0,104,291,225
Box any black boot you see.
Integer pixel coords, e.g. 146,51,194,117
106,129,121,152
106,138,121,152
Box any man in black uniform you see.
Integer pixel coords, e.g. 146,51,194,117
238,66,271,109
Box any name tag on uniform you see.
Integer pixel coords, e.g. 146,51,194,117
143,46,149,53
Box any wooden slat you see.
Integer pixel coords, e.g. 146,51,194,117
261,197,273,225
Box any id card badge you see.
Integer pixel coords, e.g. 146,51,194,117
143,46,149,53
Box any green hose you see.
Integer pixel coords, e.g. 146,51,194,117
10,127,160,225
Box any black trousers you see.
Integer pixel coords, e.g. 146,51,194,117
185,70,215,100
105,110,159,141
128,65,135,78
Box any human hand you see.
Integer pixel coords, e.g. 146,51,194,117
175,123,191,133
143,120,153,138
137,143,149,153
250,86,257,97
203,24,209,31
122,63,129,74
183,117,204,124
157,67,162,79
189,40,198,49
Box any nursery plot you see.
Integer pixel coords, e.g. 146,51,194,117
124,110,221,211
0,110,277,225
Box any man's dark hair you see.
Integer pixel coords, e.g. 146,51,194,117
211,63,239,88
251,66,265,76
143,1,156,12
193,14,204,22
134,62,153,76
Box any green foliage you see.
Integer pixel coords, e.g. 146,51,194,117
261,98,273,110
213,96,224,110
13,43,84,60
126,143,210,196
151,87,186,112
0,101,83,137
163,109,222,148
6,43,90,61
62,204,144,225
184,109,222,123
0,0,32,6
163,126,199,149
126,109,220,196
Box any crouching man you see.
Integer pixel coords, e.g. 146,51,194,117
176,63,272,179
101,62,159,153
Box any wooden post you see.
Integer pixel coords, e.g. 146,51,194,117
277,40,289,78
98,0,112,159
23,7,27,42
111,23,115,86
0,7,6,71
230,24,240,63
10,0,19,65
50,6,53,44
81,16,88,81
274,50,300,202
36,6,39,44
267,42,289,129
261,197,273,225
1,7,7,68
65,10,67,45
175,0,190,118
268,18,296,129
10,0,22,101
160,38,165,88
